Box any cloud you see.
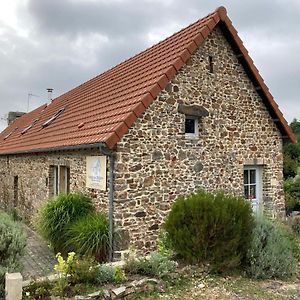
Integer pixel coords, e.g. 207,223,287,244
0,0,299,131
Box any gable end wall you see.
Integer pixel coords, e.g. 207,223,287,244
113,26,284,254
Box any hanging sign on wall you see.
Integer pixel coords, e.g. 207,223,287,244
86,156,107,190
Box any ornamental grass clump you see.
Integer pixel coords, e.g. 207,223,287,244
165,190,254,272
66,212,109,262
246,215,297,279
36,193,95,253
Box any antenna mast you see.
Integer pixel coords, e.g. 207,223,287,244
27,92,40,112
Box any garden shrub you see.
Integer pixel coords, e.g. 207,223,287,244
96,264,115,284
96,264,127,284
291,215,300,235
112,266,127,283
36,193,94,253
164,190,254,272
284,177,300,213
0,211,26,298
66,212,109,262
69,256,99,284
23,280,52,300
157,230,174,258
246,215,296,279
125,252,177,279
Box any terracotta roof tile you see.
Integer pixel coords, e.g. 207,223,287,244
0,6,295,154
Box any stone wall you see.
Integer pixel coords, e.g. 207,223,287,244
0,150,110,223
113,26,284,255
0,25,285,257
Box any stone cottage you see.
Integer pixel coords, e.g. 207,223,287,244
0,7,296,259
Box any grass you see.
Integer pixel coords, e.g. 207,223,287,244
131,273,300,300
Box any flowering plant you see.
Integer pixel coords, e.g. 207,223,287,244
53,252,76,296
54,252,76,277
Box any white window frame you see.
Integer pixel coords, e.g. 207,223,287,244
243,165,263,213
185,116,199,139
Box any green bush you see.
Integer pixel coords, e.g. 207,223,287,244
246,215,296,279
112,266,127,283
157,230,174,258
164,190,254,272
23,280,52,300
284,176,300,211
36,193,94,253
0,212,26,298
290,215,300,236
125,252,177,279
285,191,298,213
96,264,126,284
69,256,99,284
66,212,109,262
96,264,115,284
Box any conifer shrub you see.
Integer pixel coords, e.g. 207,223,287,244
36,193,95,253
164,190,254,272
66,212,109,262
246,215,297,279
0,211,26,298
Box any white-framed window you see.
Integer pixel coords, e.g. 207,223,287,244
50,165,70,196
243,166,263,212
185,116,199,138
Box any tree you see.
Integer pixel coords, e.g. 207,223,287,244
283,119,300,179
283,119,300,212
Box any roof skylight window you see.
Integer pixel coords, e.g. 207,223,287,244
42,108,65,128
4,127,18,140
21,119,39,135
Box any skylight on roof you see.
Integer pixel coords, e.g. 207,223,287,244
4,127,18,140
21,119,39,135
42,108,65,128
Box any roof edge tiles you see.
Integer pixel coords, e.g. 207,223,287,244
102,5,295,148
0,6,296,155
214,6,296,143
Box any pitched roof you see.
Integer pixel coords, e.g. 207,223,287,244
0,6,295,155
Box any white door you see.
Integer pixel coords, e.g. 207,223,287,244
243,166,262,212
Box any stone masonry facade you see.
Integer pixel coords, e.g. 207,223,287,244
0,149,110,223
113,26,284,254
0,26,284,255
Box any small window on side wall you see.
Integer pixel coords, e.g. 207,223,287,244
185,116,199,138
49,165,70,197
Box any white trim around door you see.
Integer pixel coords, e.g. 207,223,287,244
243,165,263,212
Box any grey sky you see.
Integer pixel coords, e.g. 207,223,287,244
0,0,299,131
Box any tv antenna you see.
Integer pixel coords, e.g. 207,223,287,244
0,114,7,121
27,92,40,112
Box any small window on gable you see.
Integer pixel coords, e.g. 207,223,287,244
185,116,199,138
42,108,65,128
